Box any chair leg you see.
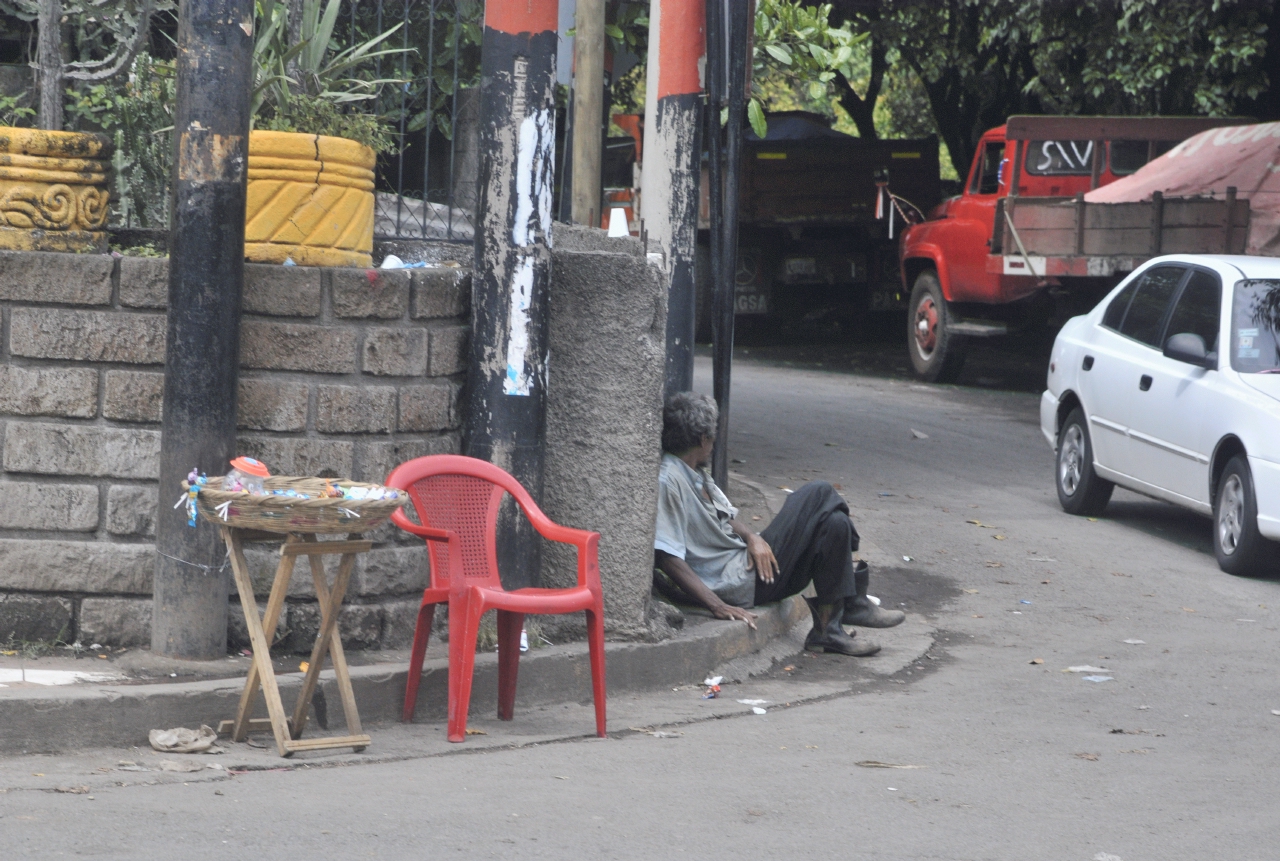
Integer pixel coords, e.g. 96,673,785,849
401,601,437,723
447,592,485,743
496,610,525,721
585,605,607,738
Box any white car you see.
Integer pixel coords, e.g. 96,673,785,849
1041,254,1280,576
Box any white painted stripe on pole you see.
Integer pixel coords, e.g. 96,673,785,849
504,256,536,396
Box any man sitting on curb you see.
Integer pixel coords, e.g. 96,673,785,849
653,392,904,657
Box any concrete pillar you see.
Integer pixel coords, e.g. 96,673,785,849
542,224,668,638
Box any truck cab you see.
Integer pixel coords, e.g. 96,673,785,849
897,116,1226,382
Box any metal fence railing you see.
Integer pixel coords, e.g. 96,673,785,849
355,0,480,244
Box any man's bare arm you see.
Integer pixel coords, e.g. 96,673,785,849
654,550,758,629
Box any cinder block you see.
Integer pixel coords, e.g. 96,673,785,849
10,309,167,364
237,379,309,432
103,370,164,423
331,268,410,319
411,267,470,319
78,597,152,647
117,256,169,308
397,382,456,431
354,546,427,597
362,328,428,376
0,593,74,643
227,600,283,650
237,435,355,478
0,539,154,593
0,250,113,305
0,481,98,531
286,602,384,653
379,598,427,649
427,323,468,376
105,485,157,537
0,366,97,418
239,320,358,373
316,385,395,434
360,434,459,485
244,264,323,317
3,422,160,479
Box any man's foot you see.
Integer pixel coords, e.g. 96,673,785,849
804,598,881,656
842,596,906,628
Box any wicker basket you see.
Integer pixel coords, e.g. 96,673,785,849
187,476,408,534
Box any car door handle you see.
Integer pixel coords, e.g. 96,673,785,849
1139,374,1153,392
1082,355,1094,371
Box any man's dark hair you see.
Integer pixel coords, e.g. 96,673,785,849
662,391,718,454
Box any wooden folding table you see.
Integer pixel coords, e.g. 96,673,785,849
216,527,372,757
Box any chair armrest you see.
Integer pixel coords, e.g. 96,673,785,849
390,508,451,542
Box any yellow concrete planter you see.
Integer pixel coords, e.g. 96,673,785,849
0,128,111,253
245,130,376,268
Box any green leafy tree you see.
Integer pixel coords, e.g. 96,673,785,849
750,0,867,138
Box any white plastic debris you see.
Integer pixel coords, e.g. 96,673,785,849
1123,639,1146,645
380,254,404,269
703,675,723,687
1066,665,1110,673
737,699,768,705
752,707,767,715
149,725,221,754
909,428,929,440
1083,675,1114,683
607,207,630,237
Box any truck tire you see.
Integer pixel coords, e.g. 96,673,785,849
908,269,967,383
1055,408,1114,516
1214,455,1276,576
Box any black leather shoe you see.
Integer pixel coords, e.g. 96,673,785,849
841,560,906,627
804,597,880,656
842,597,906,628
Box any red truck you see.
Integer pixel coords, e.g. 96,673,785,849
897,115,1248,381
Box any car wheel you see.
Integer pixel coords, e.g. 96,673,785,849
1055,408,1114,516
1214,455,1275,576
908,269,967,383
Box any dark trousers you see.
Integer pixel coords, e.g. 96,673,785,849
755,481,858,606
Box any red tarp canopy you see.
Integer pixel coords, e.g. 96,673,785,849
1085,122,1280,256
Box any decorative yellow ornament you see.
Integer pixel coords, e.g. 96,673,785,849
0,128,111,253
245,130,376,268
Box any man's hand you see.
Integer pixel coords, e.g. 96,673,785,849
712,602,758,630
745,533,780,584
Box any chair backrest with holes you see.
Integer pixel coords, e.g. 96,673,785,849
388,455,529,592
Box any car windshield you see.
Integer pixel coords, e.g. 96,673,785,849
1231,280,1280,374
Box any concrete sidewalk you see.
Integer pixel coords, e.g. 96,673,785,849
0,464,936,763
0,594,812,755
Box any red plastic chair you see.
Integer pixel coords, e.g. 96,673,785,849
385,455,606,742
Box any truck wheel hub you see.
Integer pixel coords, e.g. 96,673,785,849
914,298,939,355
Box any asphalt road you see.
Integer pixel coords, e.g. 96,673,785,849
3,353,1278,861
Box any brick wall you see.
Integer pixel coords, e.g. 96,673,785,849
0,250,469,652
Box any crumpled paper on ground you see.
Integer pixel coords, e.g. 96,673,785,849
149,725,223,754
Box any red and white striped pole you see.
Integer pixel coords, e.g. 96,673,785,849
464,0,559,588
641,0,707,395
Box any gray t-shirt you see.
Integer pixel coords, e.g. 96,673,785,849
654,453,755,608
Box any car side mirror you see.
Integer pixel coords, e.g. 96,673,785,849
1163,332,1216,369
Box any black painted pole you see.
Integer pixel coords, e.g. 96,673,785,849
152,0,253,659
705,0,725,447
463,0,558,589
643,0,706,396
710,0,748,489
